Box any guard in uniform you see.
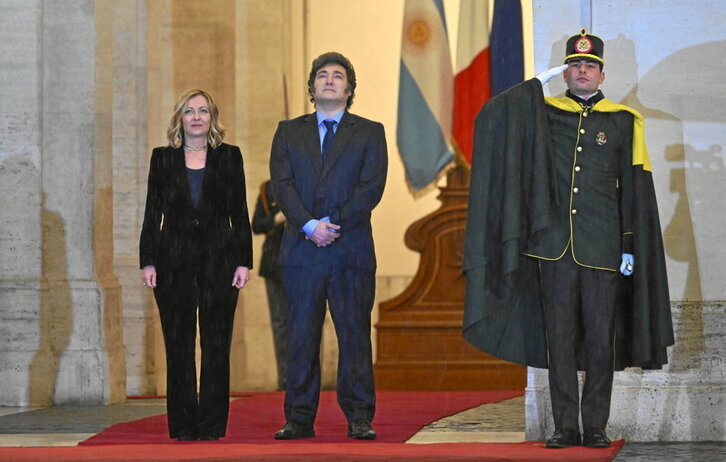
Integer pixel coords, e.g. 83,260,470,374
462,29,672,451
526,30,633,450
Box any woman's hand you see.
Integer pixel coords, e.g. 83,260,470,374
141,265,157,288
619,253,634,276
232,266,251,289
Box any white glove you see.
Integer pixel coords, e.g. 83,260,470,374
536,64,568,85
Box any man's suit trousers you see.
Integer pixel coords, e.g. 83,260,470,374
282,264,376,425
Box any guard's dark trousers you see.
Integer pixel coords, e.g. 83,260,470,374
539,250,618,431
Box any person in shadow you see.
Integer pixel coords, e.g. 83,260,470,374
251,179,289,391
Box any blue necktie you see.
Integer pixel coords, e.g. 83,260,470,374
321,120,337,160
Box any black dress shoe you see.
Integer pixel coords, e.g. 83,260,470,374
274,421,315,440
546,428,581,448
174,434,197,441
347,420,377,440
583,428,611,448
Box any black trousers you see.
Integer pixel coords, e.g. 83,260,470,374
154,258,239,439
264,274,289,390
282,264,376,426
539,250,618,432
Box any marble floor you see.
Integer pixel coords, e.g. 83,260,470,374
0,396,723,460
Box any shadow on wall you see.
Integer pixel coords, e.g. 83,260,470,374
617,37,725,442
622,40,726,302
28,194,73,406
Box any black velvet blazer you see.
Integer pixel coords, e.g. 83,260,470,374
139,143,253,275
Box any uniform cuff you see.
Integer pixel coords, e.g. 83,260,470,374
622,232,634,254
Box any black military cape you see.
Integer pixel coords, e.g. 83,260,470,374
462,78,674,370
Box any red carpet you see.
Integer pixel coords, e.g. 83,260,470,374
0,391,624,460
0,440,624,461
81,390,522,445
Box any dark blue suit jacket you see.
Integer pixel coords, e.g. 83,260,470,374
270,111,388,269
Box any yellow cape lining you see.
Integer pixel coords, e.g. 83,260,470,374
545,96,652,172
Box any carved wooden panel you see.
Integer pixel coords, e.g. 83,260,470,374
374,166,526,390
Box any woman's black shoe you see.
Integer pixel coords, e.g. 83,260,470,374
174,434,197,441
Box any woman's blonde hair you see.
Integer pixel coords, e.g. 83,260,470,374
166,89,225,148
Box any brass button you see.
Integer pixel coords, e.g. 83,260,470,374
575,166,581,172
580,128,585,134
571,209,577,214
573,187,579,193
577,146,583,152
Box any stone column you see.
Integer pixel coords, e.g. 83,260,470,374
110,0,152,397
526,303,726,441
0,0,125,406
0,0,46,406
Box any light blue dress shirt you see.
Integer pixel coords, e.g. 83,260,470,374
302,110,345,237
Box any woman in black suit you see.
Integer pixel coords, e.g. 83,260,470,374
140,89,252,441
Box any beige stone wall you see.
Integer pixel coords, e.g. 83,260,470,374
1,0,536,402
230,0,302,391
113,0,158,396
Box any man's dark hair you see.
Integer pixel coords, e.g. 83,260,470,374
307,52,356,109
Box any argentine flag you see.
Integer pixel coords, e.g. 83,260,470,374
397,0,454,192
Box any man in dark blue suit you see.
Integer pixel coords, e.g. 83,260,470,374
270,51,388,440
